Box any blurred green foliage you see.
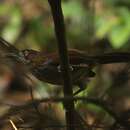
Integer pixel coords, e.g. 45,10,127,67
2,6,22,42
0,1,130,129
96,4,130,48
0,0,130,50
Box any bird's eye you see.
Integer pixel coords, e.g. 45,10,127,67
19,50,31,60
21,49,39,60
23,50,30,57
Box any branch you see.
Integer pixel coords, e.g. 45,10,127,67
47,0,75,130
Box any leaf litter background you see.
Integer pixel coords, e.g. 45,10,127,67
0,0,130,130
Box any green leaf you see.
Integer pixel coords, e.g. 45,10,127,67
109,8,130,48
109,25,130,48
62,1,86,22
2,6,22,42
96,13,120,38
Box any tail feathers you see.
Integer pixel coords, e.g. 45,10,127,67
91,52,130,64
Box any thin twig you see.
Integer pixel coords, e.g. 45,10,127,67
9,119,18,130
1,96,130,129
25,74,42,117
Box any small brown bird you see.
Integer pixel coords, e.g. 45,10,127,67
0,37,130,94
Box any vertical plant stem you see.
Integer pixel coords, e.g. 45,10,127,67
48,0,75,130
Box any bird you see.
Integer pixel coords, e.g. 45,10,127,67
0,37,130,94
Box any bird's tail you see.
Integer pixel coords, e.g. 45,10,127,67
92,52,130,64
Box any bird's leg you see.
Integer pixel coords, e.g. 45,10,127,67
74,82,86,95
74,88,83,95
73,69,96,95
